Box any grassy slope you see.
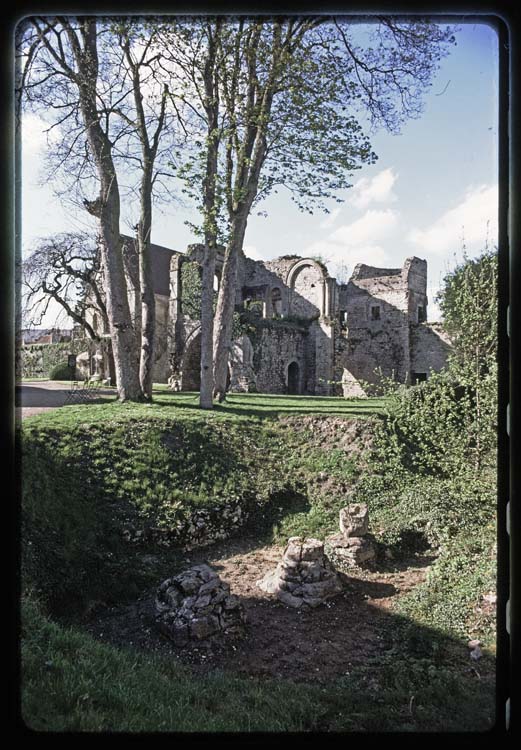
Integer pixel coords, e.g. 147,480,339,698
19,391,496,732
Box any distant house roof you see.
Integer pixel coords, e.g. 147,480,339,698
120,235,180,297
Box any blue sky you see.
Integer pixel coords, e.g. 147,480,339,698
21,21,498,325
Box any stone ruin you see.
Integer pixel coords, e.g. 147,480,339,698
256,537,343,608
155,564,246,646
324,502,376,571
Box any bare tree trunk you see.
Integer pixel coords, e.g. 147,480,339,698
98,205,141,400
200,21,221,409
72,20,141,401
120,32,170,402
212,212,248,401
200,247,216,408
138,168,156,400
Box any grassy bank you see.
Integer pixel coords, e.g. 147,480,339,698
21,595,495,733
19,392,497,732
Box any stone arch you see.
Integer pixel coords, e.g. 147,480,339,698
180,328,201,391
286,259,327,318
287,360,301,395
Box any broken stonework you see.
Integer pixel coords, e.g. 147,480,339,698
325,503,375,571
155,564,246,646
339,503,369,537
256,537,342,609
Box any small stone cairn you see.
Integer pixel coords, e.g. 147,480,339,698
325,503,375,571
155,564,246,645
256,537,343,609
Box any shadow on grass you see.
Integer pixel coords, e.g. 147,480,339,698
149,391,387,420
70,556,496,733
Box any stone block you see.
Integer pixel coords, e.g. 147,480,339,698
339,503,369,538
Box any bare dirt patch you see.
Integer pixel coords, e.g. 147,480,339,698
83,536,435,684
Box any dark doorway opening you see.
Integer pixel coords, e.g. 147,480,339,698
287,361,300,395
411,371,427,385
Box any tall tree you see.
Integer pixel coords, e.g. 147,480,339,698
18,17,141,399
17,17,180,401
199,20,222,409
117,22,172,399
178,17,456,402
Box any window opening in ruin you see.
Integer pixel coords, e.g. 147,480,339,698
411,372,427,385
287,361,300,395
371,305,381,321
417,305,426,323
271,287,282,317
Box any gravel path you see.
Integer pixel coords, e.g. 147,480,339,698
16,380,115,419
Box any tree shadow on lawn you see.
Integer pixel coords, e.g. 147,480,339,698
152,394,384,420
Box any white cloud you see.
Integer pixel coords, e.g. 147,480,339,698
319,206,342,229
330,208,400,247
408,184,498,256
22,113,57,158
350,168,398,210
243,244,266,261
303,208,401,274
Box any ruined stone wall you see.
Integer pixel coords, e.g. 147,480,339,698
152,295,170,383
164,248,445,396
310,319,335,395
252,323,308,394
238,255,297,316
409,323,452,377
337,271,411,388
402,257,428,323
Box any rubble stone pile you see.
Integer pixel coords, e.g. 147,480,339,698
155,564,246,645
325,503,375,571
256,537,343,609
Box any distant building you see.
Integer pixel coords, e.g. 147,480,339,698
21,328,72,345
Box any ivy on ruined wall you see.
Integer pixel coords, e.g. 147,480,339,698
18,338,91,379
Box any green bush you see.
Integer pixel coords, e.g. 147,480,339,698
49,362,75,380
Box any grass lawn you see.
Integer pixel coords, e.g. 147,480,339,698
20,388,391,429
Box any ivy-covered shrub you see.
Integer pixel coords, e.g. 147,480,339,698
49,362,75,381
19,338,90,379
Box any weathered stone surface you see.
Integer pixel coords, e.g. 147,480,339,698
155,565,246,644
190,615,220,640
299,538,325,561
339,503,369,538
277,591,304,608
257,537,342,608
325,535,376,571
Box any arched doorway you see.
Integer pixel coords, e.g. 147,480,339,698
287,361,300,395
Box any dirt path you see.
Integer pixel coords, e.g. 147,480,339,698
84,537,435,684
16,381,115,419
